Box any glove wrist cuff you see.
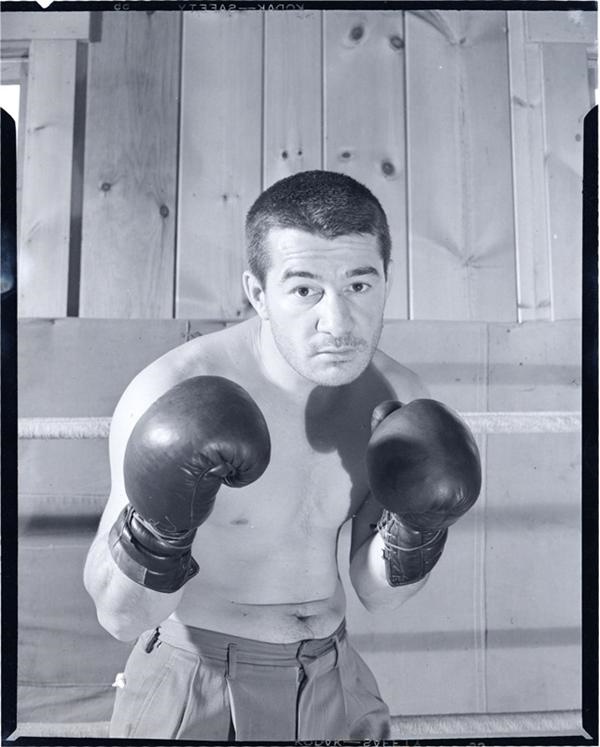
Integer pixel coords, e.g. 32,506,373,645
377,509,448,587
109,506,199,593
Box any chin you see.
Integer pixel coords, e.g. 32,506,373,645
306,360,369,387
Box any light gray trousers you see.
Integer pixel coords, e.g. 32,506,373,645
109,618,391,741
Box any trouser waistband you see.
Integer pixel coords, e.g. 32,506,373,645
154,617,347,667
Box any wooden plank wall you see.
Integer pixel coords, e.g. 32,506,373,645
405,11,517,321
507,13,553,321
542,43,589,320
507,10,594,321
5,9,594,322
263,12,322,186
1,11,91,41
17,318,582,720
18,40,78,318
79,12,181,317
176,11,263,320
484,321,581,712
324,12,409,319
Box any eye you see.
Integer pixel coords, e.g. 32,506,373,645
348,282,370,293
293,286,319,298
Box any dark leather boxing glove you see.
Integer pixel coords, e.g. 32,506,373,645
109,376,271,592
367,399,481,586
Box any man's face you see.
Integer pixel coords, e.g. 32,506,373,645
249,227,389,387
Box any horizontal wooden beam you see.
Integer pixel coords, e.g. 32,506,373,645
1,12,91,41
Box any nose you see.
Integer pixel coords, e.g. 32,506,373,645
316,291,353,337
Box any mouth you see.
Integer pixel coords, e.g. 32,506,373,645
315,348,356,355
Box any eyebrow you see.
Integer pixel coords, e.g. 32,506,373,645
280,266,380,283
345,266,380,278
280,269,322,282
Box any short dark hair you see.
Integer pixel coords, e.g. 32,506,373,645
245,170,391,284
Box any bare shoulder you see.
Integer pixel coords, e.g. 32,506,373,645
371,348,430,402
119,320,254,409
110,319,257,454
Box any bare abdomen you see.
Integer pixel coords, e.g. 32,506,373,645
170,522,347,642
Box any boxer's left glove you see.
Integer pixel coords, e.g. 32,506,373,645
366,399,481,586
109,376,271,593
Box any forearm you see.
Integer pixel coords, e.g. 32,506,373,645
350,531,428,612
83,533,184,641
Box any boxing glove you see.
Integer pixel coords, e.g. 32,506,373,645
109,376,271,592
367,399,481,586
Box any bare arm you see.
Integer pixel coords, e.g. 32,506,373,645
349,493,428,612
83,364,185,641
349,359,430,612
83,532,184,641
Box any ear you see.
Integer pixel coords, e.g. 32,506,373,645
384,259,394,302
243,271,269,320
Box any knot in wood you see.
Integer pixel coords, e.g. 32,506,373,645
389,35,404,50
381,160,395,177
350,25,364,42
159,204,170,218
100,182,111,192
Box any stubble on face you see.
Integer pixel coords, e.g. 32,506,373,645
268,316,383,388
258,229,388,389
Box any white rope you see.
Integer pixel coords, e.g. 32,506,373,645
17,411,582,440
463,410,581,434
19,416,111,440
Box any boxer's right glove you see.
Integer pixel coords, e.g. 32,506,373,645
366,399,481,586
109,376,271,593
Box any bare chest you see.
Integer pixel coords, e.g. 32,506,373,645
208,400,372,532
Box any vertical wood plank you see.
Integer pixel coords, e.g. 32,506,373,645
19,40,76,318
324,11,408,320
177,11,263,319
485,320,581,712
484,433,581,712
17,57,28,256
543,43,590,320
406,11,517,321
507,12,552,321
79,12,181,318
263,11,322,187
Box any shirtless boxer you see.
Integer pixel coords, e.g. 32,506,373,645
83,170,480,741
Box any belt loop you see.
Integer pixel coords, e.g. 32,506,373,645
144,627,161,654
332,638,340,669
226,643,238,680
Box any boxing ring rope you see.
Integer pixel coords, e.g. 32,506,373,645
17,411,582,439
